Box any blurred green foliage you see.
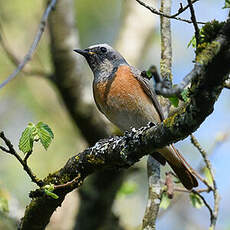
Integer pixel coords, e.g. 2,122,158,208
75,0,122,47
117,181,138,198
160,191,171,210
189,193,204,209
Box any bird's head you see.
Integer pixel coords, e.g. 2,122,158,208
74,44,127,78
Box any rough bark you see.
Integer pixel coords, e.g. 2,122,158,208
142,157,161,230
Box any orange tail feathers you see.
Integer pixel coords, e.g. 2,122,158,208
157,145,198,190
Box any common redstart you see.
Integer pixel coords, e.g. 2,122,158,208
74,44,198,190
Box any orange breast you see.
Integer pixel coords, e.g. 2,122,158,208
93,65,161,130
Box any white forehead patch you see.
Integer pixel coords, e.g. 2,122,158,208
88,43,113,50
86,43,128,65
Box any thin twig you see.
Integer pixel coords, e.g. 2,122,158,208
187,0,200,46
192,190,213,218
136,0,205,24
165,172,174,198
174,187,211,194
0,131,43,187
191,134,220,229
0,26,48,77
190,135,216,194
190,135,215,186
0,0,56,89
172,0,200,18
0,145,10,153
188,165,214,190
24,151,33,164
54,174,82,191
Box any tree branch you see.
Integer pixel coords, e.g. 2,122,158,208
0,0,56,89
136,0,205,24
187,0,200,46
0,25,48,78
191,134,220,229
160,0,172,81
154,19,230,97
191,190,214,218
0,132,43,187
142,157,161,230
154,63,202,96
173,0,200,17
19,18,230,228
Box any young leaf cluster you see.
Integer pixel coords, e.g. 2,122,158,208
189,193,204,209
19,122,54,154
43,184,59,199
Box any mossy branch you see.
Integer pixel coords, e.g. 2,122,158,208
19,17,230,230
155,19,230,97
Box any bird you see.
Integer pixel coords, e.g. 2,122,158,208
74,44,198,190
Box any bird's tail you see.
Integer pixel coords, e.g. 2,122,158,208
157,145,198,190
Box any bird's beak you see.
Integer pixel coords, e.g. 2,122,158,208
74,49,95,57
73,49,89,57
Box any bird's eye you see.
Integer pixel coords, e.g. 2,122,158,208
100,47,107,53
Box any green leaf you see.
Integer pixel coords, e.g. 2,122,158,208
18,121,54,153
189,192,204,209
43,184,55,192
169,96,179,107
117,181,137,197
36,122,54,139
187,35,196,48
36,122,54,150
146,70,153,79
223,0,230,8
203,167,213,187
160,192,171,209
43,184,59,199
44,189,59,199
181,89,189,102
0,197,9,214
19,123,36,154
